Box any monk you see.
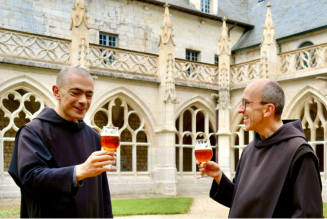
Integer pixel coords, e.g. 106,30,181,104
9,66,116,218
198,79,323,217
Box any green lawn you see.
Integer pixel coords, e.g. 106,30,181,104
324,202,327,217
112,197,193,216
0,206,20,218
0,197,193,218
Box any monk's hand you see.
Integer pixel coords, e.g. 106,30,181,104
76,150,116,181
196,160,223,184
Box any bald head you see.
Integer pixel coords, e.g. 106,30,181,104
56,66,92,89
247,79,285,118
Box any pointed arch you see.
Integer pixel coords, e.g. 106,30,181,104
284,85,327,119
230,99,243,133
88,85,156,139
175,95,216,127
0,74,56,108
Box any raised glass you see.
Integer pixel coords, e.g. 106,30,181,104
101,126,120,169
195,139,213,179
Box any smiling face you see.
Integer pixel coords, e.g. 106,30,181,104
237,80,268,132
53,70,94,123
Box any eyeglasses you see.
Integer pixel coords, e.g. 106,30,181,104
241,99,267,110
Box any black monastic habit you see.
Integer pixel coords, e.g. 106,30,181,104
9,107,113,218
210,120,323,218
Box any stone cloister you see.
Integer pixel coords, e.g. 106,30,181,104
0,0,327,200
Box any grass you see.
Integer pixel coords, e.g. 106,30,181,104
112,197,193,216
0,206,20,218
0,197,193,218
3,199,326,217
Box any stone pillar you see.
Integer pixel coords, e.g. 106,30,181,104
70,0,90,70
216,18,232,179
154,3,177,196
260,3,278,79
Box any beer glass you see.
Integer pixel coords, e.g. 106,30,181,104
101,126,120,169
195,139,213,179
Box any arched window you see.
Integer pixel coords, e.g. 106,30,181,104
232,123,254,173
91,97,150,173
296,41,316,70
0,89,45,172
175,106,216,175
299,96,327,172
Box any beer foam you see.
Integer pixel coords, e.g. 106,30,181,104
101,132,119,137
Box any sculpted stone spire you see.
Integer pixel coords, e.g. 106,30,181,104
217,17,231,110
71,0,89,29
159,3,175,46
218,17,231,56
260,3,276,46
260,2,278,78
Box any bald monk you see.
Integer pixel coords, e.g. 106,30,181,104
198,79,323,217
9,66,116,218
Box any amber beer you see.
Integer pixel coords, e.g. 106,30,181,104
195,149,213,163
101,135,120,151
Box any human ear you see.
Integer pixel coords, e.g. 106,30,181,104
263,104,275,117
52,85,61,100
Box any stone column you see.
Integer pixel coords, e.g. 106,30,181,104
154,3,177,196
216,18,232,179
260,3,278,79
70,0,90,70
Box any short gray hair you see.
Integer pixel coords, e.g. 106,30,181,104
56,66,91,88
261,81,285,118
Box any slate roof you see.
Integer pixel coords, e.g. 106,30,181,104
216,0,249,24
233,0,327,50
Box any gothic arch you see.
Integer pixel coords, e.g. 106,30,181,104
175,95,216,128
88,85,156,139
0,74,56,108
284,85,327,119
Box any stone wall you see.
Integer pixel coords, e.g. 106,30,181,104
0,0,245,64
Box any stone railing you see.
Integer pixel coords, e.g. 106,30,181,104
230,59,261,85
279,43,327,74
0,28,70,64
89,44,158,75
174,59,219,84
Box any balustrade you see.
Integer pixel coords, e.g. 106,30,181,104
280,43,327,74
174,59,219,84
0,29,70,64
88,45,158,75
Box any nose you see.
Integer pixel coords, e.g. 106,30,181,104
237,102,245,114
78,94,87,104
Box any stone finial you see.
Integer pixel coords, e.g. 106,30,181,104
159,3,175,46
218,17,231,56
70,0,89,29
260,2,276,46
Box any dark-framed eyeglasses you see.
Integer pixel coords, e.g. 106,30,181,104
241,99,267,110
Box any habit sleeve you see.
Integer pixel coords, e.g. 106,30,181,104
292,154,323,218
210,161,240,208
17,126,79,196
210,173,235,207
101,172,113,218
